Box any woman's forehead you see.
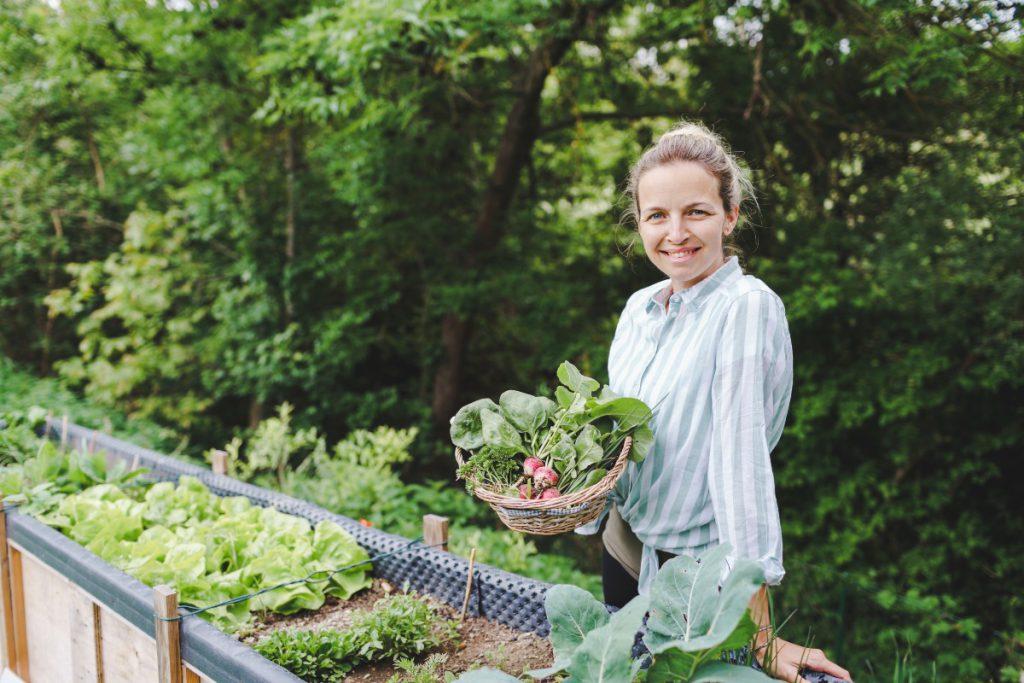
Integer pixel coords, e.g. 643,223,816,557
638,161,721,207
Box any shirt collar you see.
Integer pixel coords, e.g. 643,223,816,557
644,256,742,317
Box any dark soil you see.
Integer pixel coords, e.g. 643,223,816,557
242,578,554,682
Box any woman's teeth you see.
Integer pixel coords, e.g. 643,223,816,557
663,247,700,262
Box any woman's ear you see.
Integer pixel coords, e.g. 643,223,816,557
723,205,740,236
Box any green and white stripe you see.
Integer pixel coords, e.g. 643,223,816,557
578,256,792,594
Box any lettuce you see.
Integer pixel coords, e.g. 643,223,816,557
28,475,371,632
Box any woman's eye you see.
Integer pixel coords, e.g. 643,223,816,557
690,209,708,216
647,211,665,220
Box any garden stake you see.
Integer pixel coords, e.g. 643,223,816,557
460,547,477,623
211,449,229,476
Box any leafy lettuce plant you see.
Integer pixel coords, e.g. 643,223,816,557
33,475,371,631
452,361,656,496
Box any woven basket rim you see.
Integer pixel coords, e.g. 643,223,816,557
455,435,633,511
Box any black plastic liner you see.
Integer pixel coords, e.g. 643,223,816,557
6,509,302,683
45,419,553,636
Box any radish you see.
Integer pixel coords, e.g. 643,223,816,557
518,483,533,499
533,466,559,489
540,488,561,500
523,457,544,476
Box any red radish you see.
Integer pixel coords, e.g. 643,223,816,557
540,488,561,500
523,457,544,476
518,483,533,499
533,466,559,488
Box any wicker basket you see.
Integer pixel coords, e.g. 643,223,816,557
454,436,633,535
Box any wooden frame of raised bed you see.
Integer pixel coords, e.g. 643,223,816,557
0,418,554,682
0,503,301,683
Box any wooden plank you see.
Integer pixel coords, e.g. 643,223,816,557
7,542,219,683
7,549,27,682
0,500,17,671
68,583,103,682
98,604,158,683
21,550,76,682
423,514,450,552
153,585,181,683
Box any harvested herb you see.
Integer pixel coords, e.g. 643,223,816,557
451,362,656,501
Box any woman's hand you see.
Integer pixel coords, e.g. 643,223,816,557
754,635,853,683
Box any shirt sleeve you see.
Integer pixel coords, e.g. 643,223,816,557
707,289,792,586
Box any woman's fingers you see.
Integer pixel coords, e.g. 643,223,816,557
804,648,853,681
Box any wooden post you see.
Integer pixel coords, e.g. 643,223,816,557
211,450,229,477
8,548,27,681
153,585,182,683
422,515,449,552
0,498,17,672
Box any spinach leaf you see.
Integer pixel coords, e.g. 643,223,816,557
587,397,653,433
556,361,600,396
574,425,604,472
480,408,524,454
449,398,499,450
499,390,556,436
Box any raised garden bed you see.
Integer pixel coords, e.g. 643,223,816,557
0,418,557,682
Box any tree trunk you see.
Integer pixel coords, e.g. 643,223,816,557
429,0,621,428
283,127,297,322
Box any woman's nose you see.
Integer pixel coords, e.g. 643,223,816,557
666,215,689,243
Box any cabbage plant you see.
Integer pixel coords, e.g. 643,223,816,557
454,544,771,682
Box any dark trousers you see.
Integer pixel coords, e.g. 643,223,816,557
602,547,675,608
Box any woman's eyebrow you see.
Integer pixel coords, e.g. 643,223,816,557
642,201,714,212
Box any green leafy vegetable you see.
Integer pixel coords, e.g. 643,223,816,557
453,361,655,501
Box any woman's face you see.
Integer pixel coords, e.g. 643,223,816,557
636,161,739,291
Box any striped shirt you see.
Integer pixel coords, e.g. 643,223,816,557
576,255,792,595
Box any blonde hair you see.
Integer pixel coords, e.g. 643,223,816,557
620,120,758,259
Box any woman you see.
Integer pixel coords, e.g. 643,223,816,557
576,121,852,683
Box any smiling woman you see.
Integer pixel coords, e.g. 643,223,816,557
575,121,854,683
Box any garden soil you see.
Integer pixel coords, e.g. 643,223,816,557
243,578,554,681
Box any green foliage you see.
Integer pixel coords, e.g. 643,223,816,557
1,0,1020,678
255,593,458,682
454,362,654,495
14,455,372,631
254,628,356,683
529,546,770,683
220,403,602,594
388,653,452,683
0,359,176,452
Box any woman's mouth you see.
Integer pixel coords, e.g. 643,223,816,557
661,246,701,263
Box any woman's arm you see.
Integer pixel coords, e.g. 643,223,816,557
709,290,852,682
748,585,853,683
708,290,790,586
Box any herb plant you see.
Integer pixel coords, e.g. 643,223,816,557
451,362,656,500
255,593,458,682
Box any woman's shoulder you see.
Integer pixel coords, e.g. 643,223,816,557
717,271,787,316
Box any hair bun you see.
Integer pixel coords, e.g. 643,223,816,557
657,122,717,145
